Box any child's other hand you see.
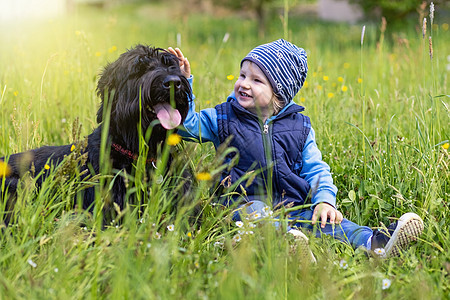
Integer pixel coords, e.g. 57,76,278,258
311,202,343,228
167,47,191,79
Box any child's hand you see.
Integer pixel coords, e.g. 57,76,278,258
311,202,343,228
167,47,191,79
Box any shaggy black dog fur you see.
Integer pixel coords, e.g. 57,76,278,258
1,45,192,225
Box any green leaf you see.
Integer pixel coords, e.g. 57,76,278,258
348,190,356,202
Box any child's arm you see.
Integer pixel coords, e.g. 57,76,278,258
301,127,343,228
312,202,343,228
167,47,220,146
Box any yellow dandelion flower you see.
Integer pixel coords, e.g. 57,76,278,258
226,75,234,80
357,78,363,83
13,91,18,97
327,92,334,98
303,81,308,88
196,172,212,181
0,160,12,177
442,23,449,31
442,143,449,150
44,164,50,170
337,77,344,82
70,144,76,152
323,75,329,81
341,86,348,92
167,133,182,146
187,232,192,238
206,100,211,105
300,97,306,102
108,46,117,53
316,85,323,90
343,62,350,69
95,51,102,57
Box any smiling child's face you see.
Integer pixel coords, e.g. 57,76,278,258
234,60,276,120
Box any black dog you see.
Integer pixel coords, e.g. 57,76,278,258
1,45,192,225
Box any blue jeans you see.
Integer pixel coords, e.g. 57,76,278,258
234,200,373,249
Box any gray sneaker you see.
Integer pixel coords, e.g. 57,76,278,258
288,228,317,263
371,212,424,257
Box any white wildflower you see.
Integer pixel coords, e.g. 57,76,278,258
252,212,262,220
263,206,273,217
235,221,244,228
382,278,391,290
167,224,175,232
27,259,37,268
339,259,348,269
155,232,161,239
374,248,386,257
232,234,242,243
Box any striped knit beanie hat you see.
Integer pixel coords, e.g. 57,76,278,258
241,39,308,104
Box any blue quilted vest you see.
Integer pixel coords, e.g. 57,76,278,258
215,100,311,208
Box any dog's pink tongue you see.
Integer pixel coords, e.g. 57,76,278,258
154,103,182,129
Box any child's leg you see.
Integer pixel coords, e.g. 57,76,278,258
289,209,373,249
232,200,269,221
233,202,373,249
232,202,423,257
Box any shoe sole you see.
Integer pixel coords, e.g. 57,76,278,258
384,212,424,257
288,229,317,263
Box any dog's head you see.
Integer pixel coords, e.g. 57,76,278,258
96,45,191,147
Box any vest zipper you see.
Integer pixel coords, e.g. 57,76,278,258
261,121,274,201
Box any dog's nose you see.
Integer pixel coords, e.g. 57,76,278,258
162,75,182,90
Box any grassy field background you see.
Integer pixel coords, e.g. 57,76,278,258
0,1,449,299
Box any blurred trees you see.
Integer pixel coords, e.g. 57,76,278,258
212,0,276,37
349,0,446,24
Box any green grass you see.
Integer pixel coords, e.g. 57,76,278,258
0,2,449,299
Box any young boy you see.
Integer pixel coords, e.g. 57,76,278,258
168,39,423,258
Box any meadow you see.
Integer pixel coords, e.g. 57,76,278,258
0,2,448,299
